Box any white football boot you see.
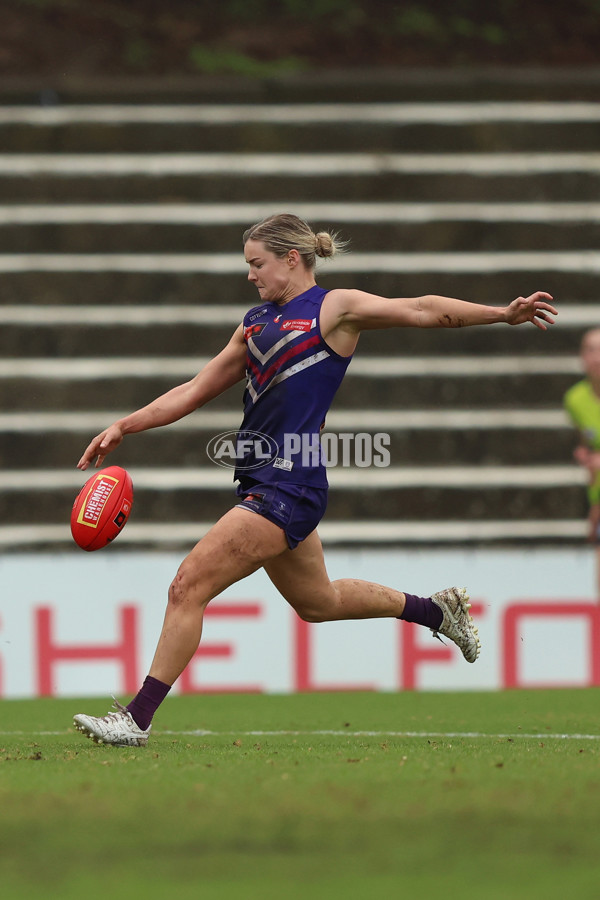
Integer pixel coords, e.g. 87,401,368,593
430,587,481,663
73,698,151,747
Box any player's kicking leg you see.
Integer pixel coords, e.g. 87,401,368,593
264,531,480,662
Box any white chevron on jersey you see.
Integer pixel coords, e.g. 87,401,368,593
246,349,330,404
248,328,304,365
247,317,317,365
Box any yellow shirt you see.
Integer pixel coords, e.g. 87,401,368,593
563,378,600,503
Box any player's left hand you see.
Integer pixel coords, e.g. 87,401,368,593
505,292,557,330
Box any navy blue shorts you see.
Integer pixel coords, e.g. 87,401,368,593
235,479,328,549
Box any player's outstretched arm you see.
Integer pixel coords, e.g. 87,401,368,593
77,325,247,470
322,289,556,333
398,290,557,330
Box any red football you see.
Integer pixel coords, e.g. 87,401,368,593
71,466,133,551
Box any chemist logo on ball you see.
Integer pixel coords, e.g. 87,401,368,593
207,430,279,470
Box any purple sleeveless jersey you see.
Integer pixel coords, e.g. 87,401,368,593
235,285,353,487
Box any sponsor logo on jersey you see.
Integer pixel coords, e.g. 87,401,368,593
273,457,294,471
249,307,268,322
280,318,313,332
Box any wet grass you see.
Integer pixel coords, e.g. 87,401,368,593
1,690,600,899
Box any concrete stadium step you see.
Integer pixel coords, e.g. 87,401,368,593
0,266,594,307
0,374,239,414
4,68,600,104
0,419,575,470
2,118,599,155
0,318,581,359
0,360,582,412
2,251,592,278
0,301,588,358
0,466,587,526
2,156,599,203
3,214,598,254
352,325,581,358
2,487,587,531
1,102,599,153
0,300,592,326
0,517,588,552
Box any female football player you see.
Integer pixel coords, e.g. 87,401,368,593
74,213,557,746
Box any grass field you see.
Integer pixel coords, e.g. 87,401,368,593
1,689,600,900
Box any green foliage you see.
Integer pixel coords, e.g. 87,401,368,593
395,6,445,40
3,0,600,73
392,6,509,46
123,38,153,70
188,46,306,77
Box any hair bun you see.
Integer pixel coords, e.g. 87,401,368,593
315,231,335,258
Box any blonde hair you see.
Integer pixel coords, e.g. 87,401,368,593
243,213,347,270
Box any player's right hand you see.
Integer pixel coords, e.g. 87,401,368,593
77,424,124,470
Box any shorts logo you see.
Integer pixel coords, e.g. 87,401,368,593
271,498,291,523
280,319,313,332
244,323,266,341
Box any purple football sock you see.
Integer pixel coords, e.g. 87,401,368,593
126,675,171,730
398,593,444,631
